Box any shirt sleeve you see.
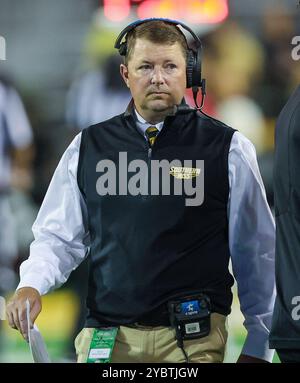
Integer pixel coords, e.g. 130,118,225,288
5,86,33,148
228,131,276,362
17,132,90,295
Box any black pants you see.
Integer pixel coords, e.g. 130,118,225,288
276,349,300,363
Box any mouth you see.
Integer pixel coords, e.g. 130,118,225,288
149,91,168,96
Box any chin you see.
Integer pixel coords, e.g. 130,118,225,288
148,101,171,112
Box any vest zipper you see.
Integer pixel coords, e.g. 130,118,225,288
142,145,152,200
148,147,152,162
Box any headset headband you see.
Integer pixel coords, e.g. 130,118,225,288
114,17,202,52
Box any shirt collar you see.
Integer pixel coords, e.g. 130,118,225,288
134,107,164,132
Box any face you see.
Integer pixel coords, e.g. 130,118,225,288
120,38,187,122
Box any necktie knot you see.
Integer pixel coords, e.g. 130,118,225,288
145,126,159,147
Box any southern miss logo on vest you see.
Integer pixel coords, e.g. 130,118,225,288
170,166,201,180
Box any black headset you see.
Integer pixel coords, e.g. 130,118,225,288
114,17,204,90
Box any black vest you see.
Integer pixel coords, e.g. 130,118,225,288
270,85,300,349
77,102,236,327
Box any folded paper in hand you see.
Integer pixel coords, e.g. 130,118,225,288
26,299,51,363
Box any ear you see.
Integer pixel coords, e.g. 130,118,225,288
120,64,130,88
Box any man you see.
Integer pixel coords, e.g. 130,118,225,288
0,76,34,294
0,75,34,355
7,19,275,363
269,85,300,362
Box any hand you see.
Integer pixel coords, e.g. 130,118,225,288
6,287,42,342
237,354,269,363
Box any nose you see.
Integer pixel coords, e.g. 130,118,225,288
150,66,165,85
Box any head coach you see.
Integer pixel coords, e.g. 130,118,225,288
7,19,276,363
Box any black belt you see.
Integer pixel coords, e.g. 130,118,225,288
125,304,171,328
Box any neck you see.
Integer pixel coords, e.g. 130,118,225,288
135,105,175,124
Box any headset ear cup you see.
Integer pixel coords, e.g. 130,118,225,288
186,50,194,88
119,42,127,57
192,47,202,88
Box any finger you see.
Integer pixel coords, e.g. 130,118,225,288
18,304,29,339
30,300,42,326
6,307,18,330
11,306,21,333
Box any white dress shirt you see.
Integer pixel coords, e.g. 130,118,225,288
18,110,276,362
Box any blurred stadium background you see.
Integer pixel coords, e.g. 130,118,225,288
0,0,299,363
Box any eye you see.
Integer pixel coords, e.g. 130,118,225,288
139,64,151,70
166,63,177,69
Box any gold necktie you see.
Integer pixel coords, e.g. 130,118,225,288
145,126,159,147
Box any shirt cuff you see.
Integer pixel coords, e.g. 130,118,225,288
17,273,50,296
241,329,275,362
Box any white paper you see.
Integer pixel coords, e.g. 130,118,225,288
26,299,51,363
